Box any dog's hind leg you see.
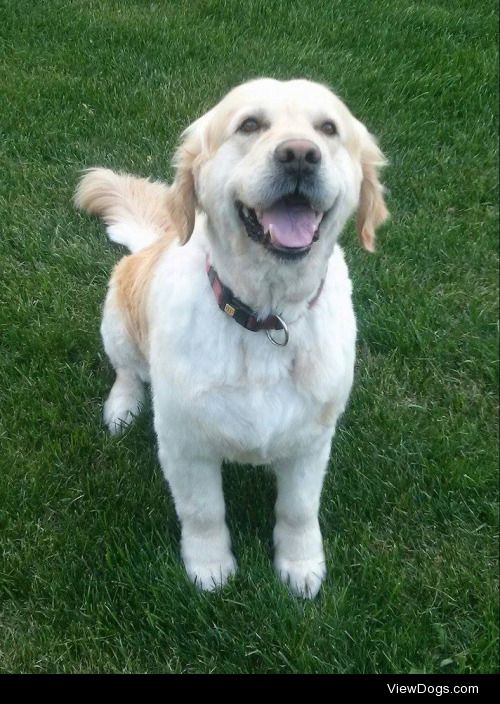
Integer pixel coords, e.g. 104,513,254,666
100,285,148,435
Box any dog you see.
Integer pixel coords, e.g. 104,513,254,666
75,78,388,598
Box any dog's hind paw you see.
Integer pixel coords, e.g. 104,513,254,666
103,374,144,435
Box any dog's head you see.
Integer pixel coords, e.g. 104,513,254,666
166,78,388,262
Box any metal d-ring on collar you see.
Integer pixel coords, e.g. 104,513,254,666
206,258,324,348
266,315,289,346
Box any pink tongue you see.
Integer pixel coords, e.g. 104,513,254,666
260,203,321,248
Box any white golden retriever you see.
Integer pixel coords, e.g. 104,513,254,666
75,78,388,598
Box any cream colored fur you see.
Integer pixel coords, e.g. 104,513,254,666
76,78,388,598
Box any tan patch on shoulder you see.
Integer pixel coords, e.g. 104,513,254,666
111,237,173,354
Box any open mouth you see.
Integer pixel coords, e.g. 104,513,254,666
236,193,324,260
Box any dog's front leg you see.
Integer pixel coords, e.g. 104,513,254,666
273,439,332,599
158,445,236,591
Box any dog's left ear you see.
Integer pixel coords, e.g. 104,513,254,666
165,112,212,244
354,122,389,252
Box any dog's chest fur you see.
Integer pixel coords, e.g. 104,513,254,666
148,242,356,464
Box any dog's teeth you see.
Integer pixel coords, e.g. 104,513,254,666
268,224,276,242
264,230,271,244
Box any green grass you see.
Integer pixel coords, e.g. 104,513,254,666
0,0,497,674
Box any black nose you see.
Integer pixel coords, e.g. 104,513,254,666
274,139,322,174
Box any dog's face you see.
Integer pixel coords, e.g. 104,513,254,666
166,79,388,262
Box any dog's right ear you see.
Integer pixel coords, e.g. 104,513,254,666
165,112,212,244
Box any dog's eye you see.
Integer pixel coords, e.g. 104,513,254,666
238,117,261,134
319,120,338,136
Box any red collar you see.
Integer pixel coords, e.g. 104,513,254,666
206,259,324,346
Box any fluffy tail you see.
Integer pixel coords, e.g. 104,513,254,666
74,168,173,253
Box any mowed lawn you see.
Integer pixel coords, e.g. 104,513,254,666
0,0,497,674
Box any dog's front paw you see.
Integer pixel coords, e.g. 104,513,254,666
273,521,326,598
275,555,326,599
184,554,237,592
